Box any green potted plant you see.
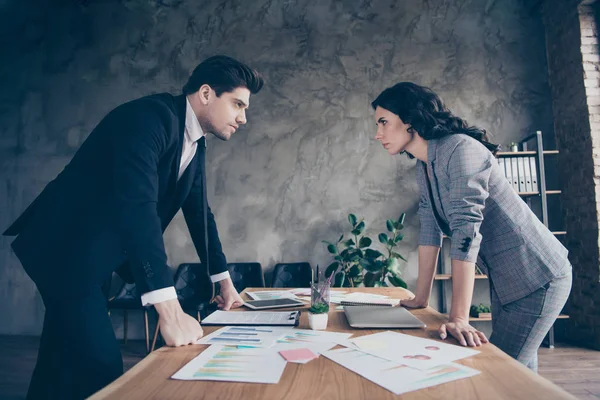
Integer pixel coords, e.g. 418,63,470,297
308,302,330,330
359,213,408,288
470,303,491,319
322,213,373,287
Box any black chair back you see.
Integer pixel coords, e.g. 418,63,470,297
173,263,214,304
108,283,143,310
271,262,312,288
227,262,265,292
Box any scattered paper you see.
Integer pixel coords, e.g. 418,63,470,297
322,347,480,395
349,331,480,370
172,345,287,383
288,288,312,296
277,329,353,345
196,326,290,348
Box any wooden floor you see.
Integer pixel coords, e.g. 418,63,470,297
0,336,599,399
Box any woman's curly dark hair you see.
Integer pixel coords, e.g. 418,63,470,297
371,82,500,155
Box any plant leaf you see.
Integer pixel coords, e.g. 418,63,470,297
358,236,372,248
386,219,394,232
358,258,374,272
378,233,389,244
348,214,357,227
326,244,337,254
338,234,344,243
334,272,345,287
325,262,339,278
398,213,406,225
354,221,365,235
335,271,352,287
360,258,384,273
343,239,355,248
388,273,408,288
392,252,407,262
352,276,364,286
364,249,384,259
394,234,404,242
387,239,395,247
386,257,402,275
363,271,382,287
348,265,361,277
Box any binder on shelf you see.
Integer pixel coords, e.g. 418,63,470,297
502,158,513,186
529,157,538,192
517,157,526,192
523,156,533,192
510,157,520,191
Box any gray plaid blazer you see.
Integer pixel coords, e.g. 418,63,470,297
416,134,570,305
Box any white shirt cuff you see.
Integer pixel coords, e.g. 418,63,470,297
140,272,230,305
140,286,177,306
210,271,230,283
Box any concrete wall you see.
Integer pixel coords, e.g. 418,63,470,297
0,0,554,338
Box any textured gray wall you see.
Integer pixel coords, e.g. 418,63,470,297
0,0,553,338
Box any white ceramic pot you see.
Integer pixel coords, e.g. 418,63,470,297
308,312,328,330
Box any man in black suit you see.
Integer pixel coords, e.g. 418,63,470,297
3,55,264,399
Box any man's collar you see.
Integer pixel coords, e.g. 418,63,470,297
185,97,205,142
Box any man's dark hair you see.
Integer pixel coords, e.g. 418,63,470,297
182,55,264,96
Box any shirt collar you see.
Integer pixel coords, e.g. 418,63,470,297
185,97,205,142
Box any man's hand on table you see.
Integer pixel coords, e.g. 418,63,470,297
440,317,489,347
214,277,245,311
155,298,204,347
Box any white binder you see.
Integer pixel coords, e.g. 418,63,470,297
529,157,538,193
511,157,520,192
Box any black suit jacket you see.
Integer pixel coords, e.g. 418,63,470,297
3,93,227,297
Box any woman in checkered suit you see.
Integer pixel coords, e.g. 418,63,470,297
371,82,572,372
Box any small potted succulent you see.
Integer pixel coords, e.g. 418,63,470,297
470,303,491,319
308,302,330,330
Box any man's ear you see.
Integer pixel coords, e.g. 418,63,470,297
197,84,212,105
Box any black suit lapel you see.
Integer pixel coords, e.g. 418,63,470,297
168,95,187,194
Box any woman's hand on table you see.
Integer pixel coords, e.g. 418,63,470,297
399,295,428,309
440,317,489,347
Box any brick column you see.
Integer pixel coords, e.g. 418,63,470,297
542,0,600,349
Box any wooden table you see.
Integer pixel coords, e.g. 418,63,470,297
90,287,575,399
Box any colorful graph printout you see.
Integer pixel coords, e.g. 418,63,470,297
196,326,289,347
172,345,287,383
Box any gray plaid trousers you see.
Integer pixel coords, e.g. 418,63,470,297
489,270,572,372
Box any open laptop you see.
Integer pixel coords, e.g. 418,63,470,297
343,306,427,329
